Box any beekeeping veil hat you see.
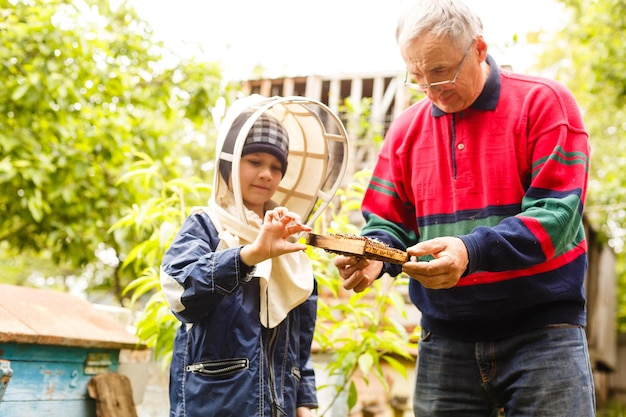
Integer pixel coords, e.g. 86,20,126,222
219,111,289,181
207,95,350,328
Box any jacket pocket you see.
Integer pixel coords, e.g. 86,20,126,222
185,358,249,376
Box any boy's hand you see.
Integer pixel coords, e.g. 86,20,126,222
240,207,312,266
296,407,316,417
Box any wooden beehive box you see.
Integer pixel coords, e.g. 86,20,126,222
0,284,144,416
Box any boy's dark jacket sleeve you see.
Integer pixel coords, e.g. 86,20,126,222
160,212,255,323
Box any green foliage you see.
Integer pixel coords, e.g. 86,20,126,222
0,0,234,300
598,400,626,417
307,171,417,415
313,275,417,415
534,0,626,332
110,152,212,362
534,0,626,240
1,0,161,261
618,253,626,333
111,152,212,272
123,270,179,366
339,97,386,172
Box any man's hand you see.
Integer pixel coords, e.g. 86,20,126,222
403,237,468,289
334,255,383,293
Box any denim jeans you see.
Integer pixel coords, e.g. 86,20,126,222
413,325,596,417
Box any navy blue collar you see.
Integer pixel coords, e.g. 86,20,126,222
432,54,500,117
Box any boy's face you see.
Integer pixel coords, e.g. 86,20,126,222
235,152,284,216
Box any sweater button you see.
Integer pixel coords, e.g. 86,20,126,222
457,143,465,150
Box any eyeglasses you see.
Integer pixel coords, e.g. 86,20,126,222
404,41,474,92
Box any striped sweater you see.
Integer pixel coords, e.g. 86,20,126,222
361,56,590,341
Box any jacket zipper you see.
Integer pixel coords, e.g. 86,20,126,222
185,358,249,375
267,326,284,417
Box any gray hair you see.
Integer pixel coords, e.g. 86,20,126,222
396,0,483,52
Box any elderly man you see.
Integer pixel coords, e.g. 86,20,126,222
334,0,595,416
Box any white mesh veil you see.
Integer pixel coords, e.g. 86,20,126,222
212,94,350,234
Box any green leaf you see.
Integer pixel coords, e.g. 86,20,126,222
381,354,409,379
347,381,358,411
11,83,29,101
358,351,375,376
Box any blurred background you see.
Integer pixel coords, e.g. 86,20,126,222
1,0,626,416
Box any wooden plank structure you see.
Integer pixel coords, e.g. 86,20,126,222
0,284,145,417
306,232,408,265
88,373,138,417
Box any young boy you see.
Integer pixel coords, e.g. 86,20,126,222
161,95,349,417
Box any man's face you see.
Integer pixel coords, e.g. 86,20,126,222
402,34,487,113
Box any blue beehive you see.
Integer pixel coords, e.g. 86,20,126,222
0,284,144,416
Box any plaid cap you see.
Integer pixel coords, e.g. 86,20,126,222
242,113,289,176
